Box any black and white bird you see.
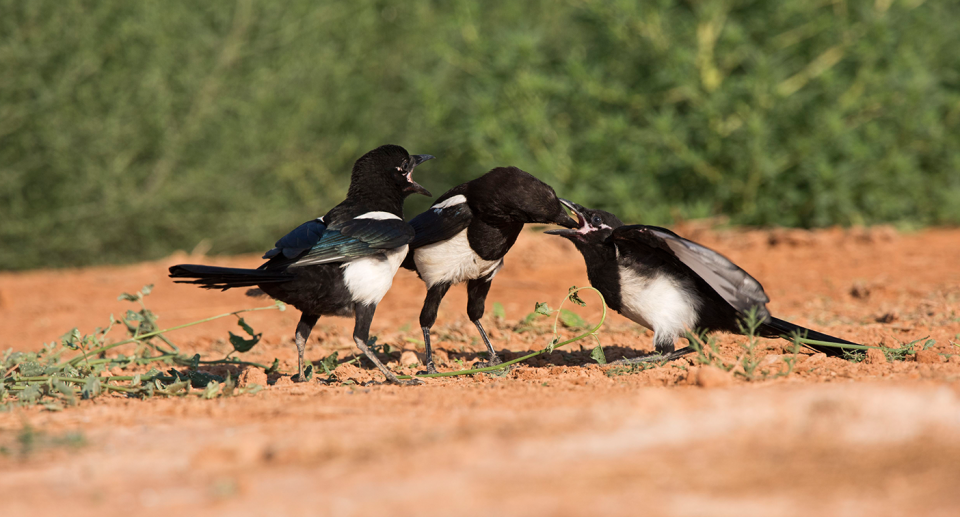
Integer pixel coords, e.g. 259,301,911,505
401,167,578,373
169,145,434,384
547,200,861,360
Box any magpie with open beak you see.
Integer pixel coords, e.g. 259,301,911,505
401,167,578,373
169,145,434,384
547,200,861,360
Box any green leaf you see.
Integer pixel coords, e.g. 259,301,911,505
18,385,42,405
141,284,153,296
320,351,339,375
202,381,220,399
237,318,255,336
240,384,263,396
117,292,140,302
303,364,314,381
222,374,236,397
546,337,560,353
567,287,587,307
265,358,280,375
275,300,286,312
492,302,506,319
590,345,607,365
534,302,553,316
19,361,44,377
228,331,261,354
60,328,83,349
81,376,101,399
558,309,587,329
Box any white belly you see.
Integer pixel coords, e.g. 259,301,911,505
342,244,408,305
617,267,702,339
414,229,503,288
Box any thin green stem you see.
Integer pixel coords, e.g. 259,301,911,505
67,304,281,367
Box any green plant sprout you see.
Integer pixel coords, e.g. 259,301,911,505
1,285,283,411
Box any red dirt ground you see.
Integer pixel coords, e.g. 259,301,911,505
2,226,960,516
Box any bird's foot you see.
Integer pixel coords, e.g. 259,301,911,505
292,364,314,383
612,346,695,365
379,369,424,386
472,355,504,370
416,362,440,376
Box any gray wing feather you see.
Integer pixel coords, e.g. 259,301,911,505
648,229,771,318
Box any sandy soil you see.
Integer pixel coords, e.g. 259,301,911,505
2,225,960,516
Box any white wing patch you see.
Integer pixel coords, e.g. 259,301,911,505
354,211,401,221
617,266,702,344
341,244,408,305
413,228,502,288
432,194,467,210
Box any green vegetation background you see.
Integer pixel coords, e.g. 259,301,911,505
2,0,959,270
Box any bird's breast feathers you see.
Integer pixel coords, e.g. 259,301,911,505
617,266,702,337
341,244,409,305
413,228,503,287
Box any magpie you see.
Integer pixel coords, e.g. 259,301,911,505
546,200,861,360
401,166,579,373
169,144,434,384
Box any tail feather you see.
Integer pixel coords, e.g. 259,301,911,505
762,317,859,357
168,264,292,291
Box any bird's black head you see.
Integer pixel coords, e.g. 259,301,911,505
348,144,434,201
468,167,578,229
545,199,623,247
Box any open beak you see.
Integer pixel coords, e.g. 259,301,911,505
404,154,435,197
545,198,587,238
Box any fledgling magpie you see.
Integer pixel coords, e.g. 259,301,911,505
169,144,434,384
547,200,861,360
400,167,578,373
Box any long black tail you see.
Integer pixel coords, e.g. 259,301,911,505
761,317,859,357
168,264,293,291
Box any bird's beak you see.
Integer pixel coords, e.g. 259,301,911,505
545,198,585,238
404,154,435,197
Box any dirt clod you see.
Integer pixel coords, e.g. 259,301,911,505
238,367,267,387
399,350,419,367
696,366,733,388
916,350,942,364
865,348,887,364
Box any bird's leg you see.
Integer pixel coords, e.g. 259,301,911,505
294,314,320,382
354,303,421,386
467,277,502,369
417,282,450,375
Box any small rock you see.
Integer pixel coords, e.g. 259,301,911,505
400,350,420,367
238,367,268,387
915,350,942,364
850,282,871,300
803,353,827,365
865,348,887,365
876,312,898,324
696,366,732,388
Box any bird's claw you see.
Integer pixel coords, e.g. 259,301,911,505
416,362,440,375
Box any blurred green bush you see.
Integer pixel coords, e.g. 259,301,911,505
2,0,958,270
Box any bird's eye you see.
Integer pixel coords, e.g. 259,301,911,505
591,215,603,226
